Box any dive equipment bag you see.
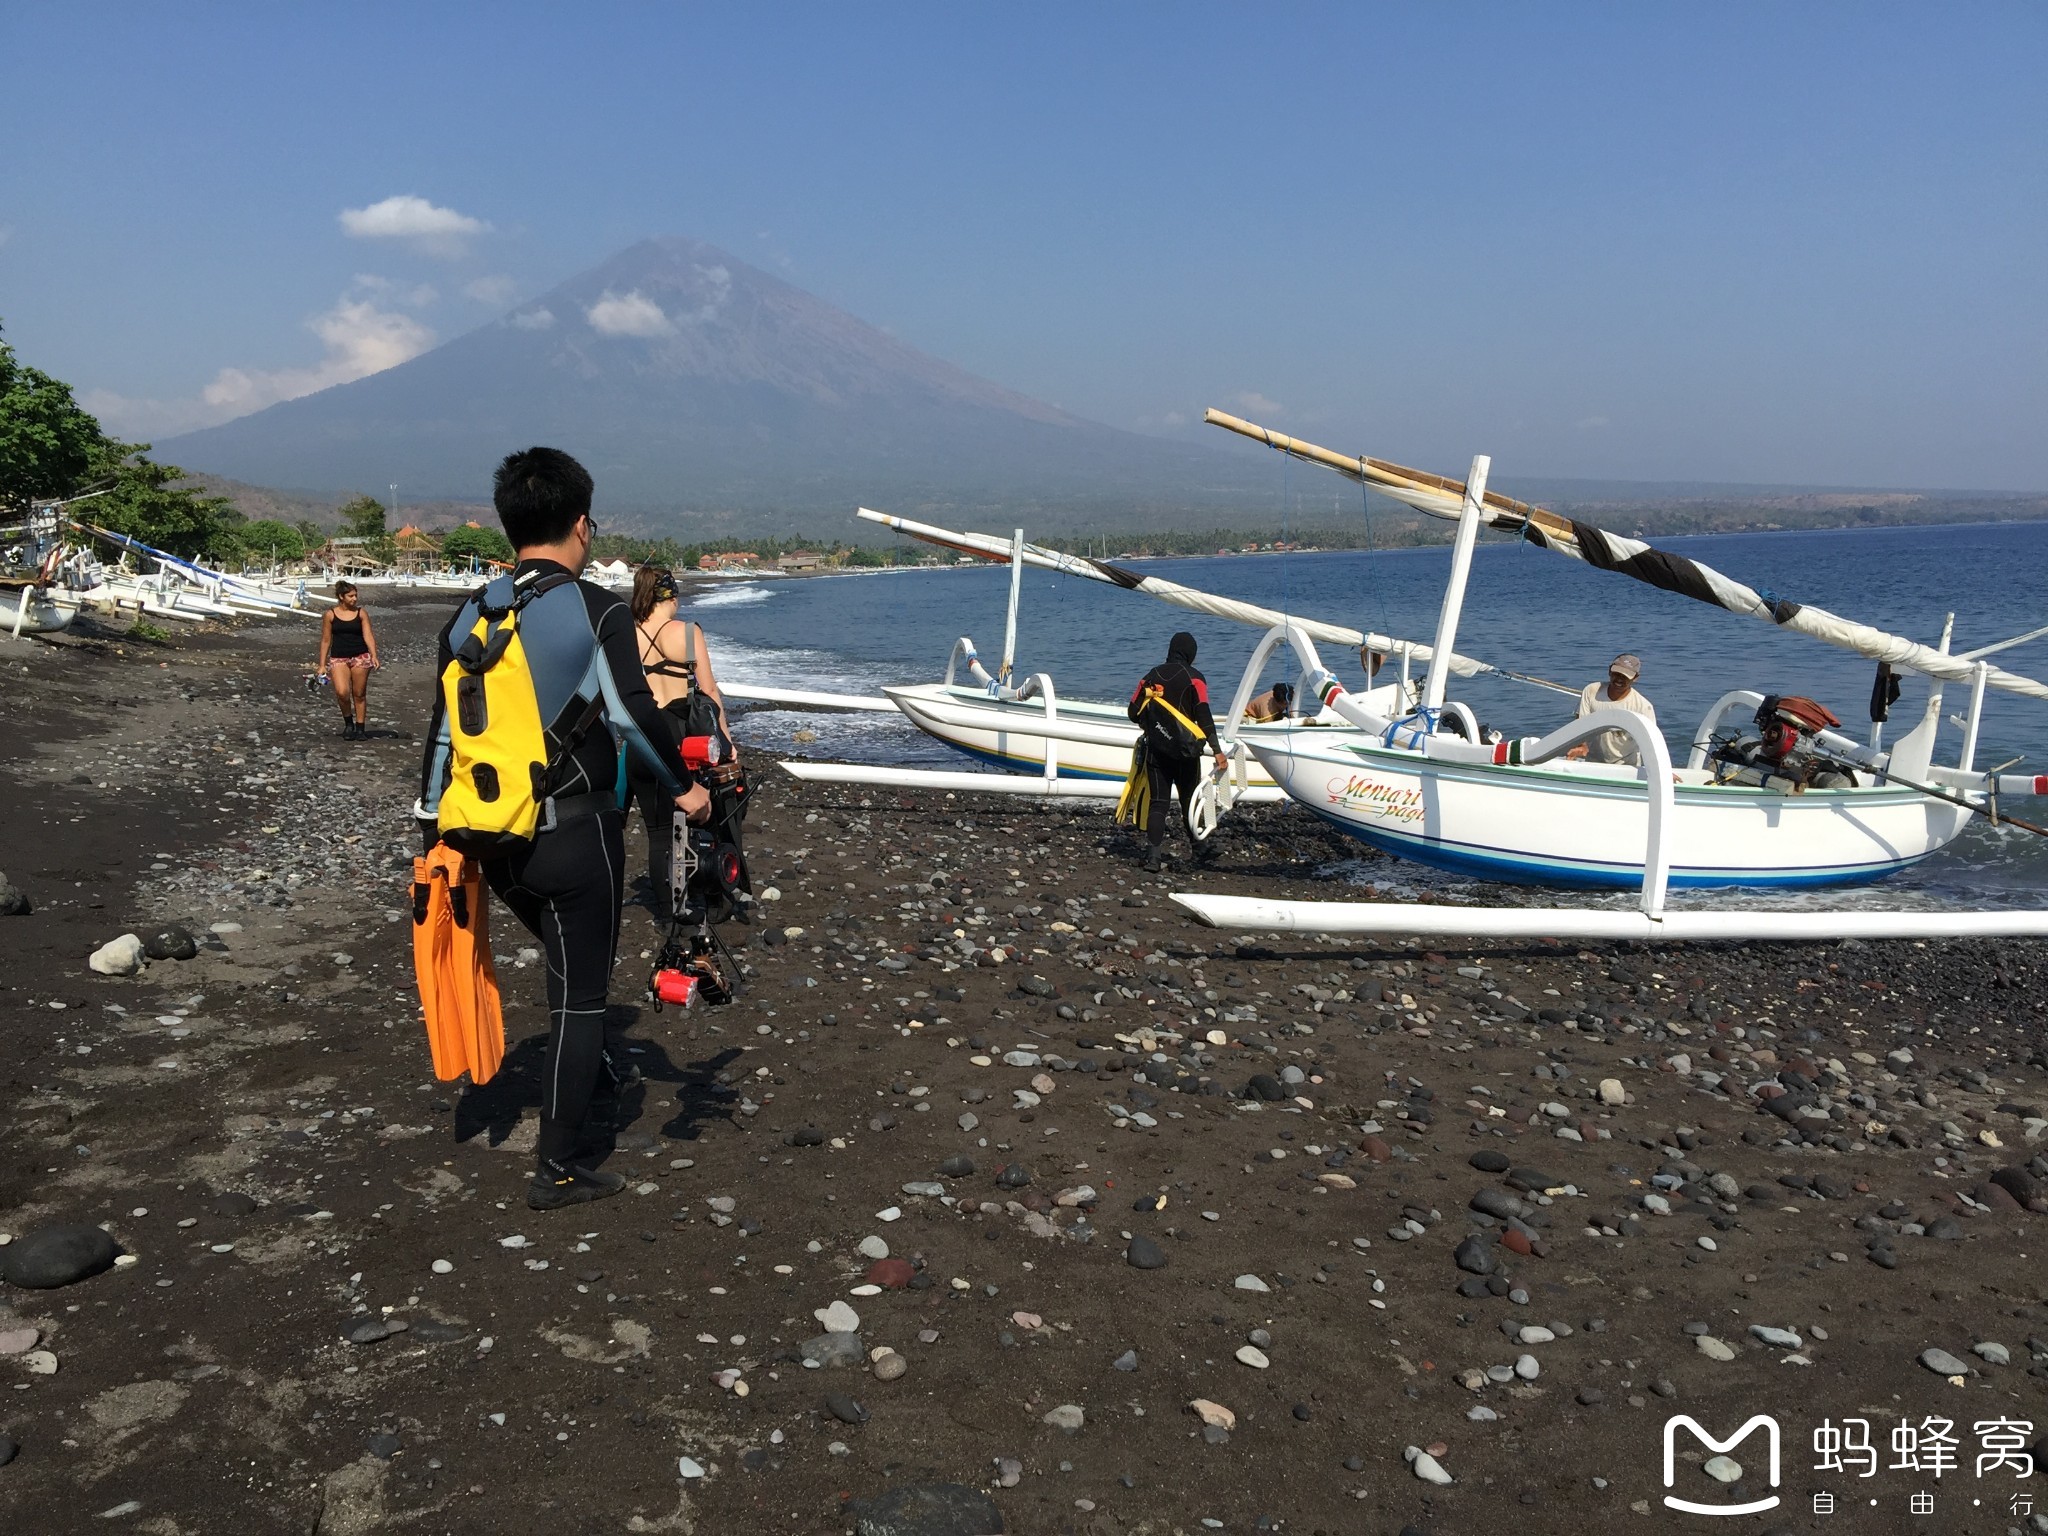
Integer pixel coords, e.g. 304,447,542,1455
1134,683,1210,757
434,572,585,856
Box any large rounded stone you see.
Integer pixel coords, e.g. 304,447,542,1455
865,1258,916,1290
142,925,198,962
0,1224,121,1289
87,934,145,977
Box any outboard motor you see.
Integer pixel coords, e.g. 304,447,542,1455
1716,695,1856,791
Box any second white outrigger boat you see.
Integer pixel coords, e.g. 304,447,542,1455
1150,410,2048,937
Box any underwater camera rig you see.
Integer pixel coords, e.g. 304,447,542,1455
648,733,749,1011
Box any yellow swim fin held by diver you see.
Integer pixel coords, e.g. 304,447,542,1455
1114,738,1151,828
411,845,506,1085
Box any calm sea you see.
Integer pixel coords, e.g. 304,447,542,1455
695,520,2048,910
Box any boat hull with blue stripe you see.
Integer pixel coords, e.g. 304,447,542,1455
1249,732,1969,891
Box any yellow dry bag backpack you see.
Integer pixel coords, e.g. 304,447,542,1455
435,572,580,856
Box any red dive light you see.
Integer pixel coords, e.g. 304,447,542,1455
652,968,699,1008
678,734,723,771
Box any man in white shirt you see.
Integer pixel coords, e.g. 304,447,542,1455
1573,652,1657,765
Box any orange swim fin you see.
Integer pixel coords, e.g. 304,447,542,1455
447,852,505,1085
411,847,506,1085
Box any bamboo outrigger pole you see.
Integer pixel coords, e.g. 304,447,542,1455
1204,408,2048,704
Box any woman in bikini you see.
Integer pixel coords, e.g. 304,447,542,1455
628,565,738,907
316,580,381,739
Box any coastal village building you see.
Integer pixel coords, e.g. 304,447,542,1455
393,524,441,573
313,535,386,577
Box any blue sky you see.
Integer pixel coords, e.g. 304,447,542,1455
3,3,2043,489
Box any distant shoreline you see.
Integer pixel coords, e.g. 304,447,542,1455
658,513,2048,588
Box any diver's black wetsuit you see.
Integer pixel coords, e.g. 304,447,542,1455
1127,632,1224,855
419,560,687,1166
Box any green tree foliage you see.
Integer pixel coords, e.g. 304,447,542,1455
238,519,307,565
293,518,326,545
89,447,245,560
336,495,388,538
331,495,397,565
0,321,246,559
0,322,107,513
439,523,514,564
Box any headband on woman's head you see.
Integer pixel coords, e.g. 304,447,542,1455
648,568,677,603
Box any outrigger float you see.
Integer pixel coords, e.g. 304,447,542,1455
1159,410,2048,942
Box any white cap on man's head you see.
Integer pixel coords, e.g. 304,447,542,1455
1610,653,1642,680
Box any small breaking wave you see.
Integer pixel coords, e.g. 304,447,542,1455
688,584,776,609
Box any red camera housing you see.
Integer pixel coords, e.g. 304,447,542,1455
652,968,699,1008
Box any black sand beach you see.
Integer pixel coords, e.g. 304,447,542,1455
4,596,2048,1535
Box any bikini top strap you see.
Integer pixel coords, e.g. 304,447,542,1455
638,619,698,684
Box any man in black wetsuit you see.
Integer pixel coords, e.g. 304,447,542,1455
418,448,709,1210
1127,631,1228,873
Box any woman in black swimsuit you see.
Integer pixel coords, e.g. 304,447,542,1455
316,580,381,739
627,565,737,909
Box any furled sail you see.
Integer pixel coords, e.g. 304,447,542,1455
1204,408,2048,704
856,507,1532,685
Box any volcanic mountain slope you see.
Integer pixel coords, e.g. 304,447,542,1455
163,237,1266,532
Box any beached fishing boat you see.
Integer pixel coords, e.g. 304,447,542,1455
752,511,1532,821
1,503,79,635
1159,411,2048,932
0,583,74,635
69,521,330,620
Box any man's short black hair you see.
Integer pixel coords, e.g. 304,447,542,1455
494,447,593,548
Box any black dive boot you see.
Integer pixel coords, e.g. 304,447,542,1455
527,1156,626,1210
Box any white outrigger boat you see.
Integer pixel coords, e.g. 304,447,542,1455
1159,410,2048,941
750,511,1566,827
1,502,81,636
0,583,74,636
69,520,332,622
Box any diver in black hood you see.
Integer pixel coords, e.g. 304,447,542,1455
1126,631,1227,872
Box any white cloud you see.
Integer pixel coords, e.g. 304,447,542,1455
585,289,674,338
83,288,435,440
510,306,555,331
463,274,519,306
1161,409,1188,427
338,195,490,257
201,297,432,416
1232,391,1284,417
1577,414,1612,430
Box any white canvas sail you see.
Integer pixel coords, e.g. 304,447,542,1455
1203,409,2048,704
